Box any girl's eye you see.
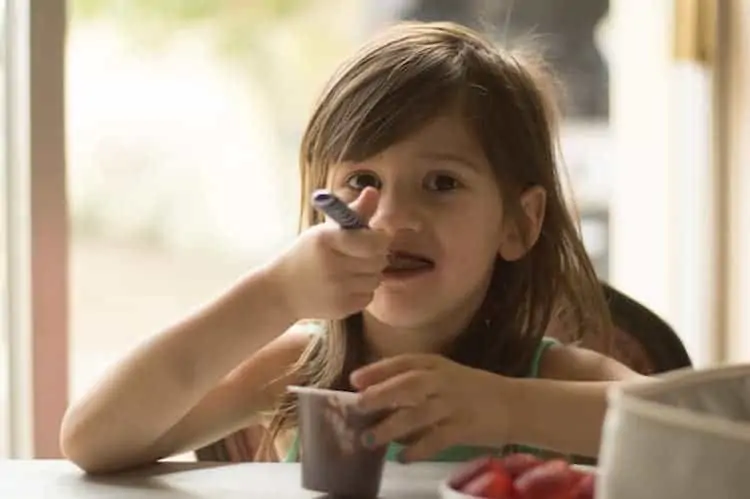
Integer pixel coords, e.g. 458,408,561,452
425,174,462,192
345,172,381,191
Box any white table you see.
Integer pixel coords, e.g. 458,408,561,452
0,460,459,498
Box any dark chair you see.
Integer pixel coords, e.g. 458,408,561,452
548,282,692,375
195,425,276,463
194,442,229,462
567,281,692,466
599,282,692,374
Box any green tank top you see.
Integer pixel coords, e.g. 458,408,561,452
284,337,559,463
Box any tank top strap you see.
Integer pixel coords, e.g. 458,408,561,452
528,336,560,378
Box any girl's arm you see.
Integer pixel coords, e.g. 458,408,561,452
503,346,651,457
61,189,391,474
60,265,304,474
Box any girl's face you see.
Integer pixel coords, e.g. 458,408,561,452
327,107,545,336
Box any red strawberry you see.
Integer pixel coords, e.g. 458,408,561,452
513,459,577,499
448,456,495,490
567,469,590,482
569,473,595,499
461,468,515,499
499,453,544,479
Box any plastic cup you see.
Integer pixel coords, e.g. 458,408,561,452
288,385,389,497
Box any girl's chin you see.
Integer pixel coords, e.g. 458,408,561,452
363,299,440,331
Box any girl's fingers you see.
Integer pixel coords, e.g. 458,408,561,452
356,369,438,411
397,420,457,463
362,397,448,449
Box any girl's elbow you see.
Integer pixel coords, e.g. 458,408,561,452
59,412,151,475
59,415,107,474
60,427,102,474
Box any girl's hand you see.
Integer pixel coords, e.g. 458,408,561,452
271,187,392,321
350,354,512,462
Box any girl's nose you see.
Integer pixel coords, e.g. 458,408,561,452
368,189,423,235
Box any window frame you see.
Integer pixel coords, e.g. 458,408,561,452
2,0,68,458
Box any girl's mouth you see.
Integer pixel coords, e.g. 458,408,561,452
382,251,435,279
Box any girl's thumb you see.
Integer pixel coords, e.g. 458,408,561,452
348,187,380,223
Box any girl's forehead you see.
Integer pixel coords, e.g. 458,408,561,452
334,109,487,170
397,110,481,151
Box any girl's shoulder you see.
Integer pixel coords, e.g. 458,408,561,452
526,336,561,378
261,322,319,372
535,339,641,382
255,321,318,362
288,320,326,337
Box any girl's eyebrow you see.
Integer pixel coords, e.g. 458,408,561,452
331,151,482,173
416,151,482,172
330,161,360,172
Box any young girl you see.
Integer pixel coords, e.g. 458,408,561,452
60,21,646,474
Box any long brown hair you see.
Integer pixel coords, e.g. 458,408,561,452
266,21,611,447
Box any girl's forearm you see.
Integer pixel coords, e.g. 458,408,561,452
503,378,613,457
60,263,295,470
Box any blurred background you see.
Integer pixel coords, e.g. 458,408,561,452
2,0,750,459
66,0,615,407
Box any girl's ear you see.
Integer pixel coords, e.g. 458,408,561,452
497,186,547,261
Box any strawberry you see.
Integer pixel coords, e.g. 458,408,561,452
513,459,577,499
499,453,544,479
569,473,595,499
461,468,515,499
448,456,495,490
566,469,590,483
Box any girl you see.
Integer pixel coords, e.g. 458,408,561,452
60,21,646,474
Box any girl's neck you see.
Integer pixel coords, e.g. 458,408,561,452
361,300,483,361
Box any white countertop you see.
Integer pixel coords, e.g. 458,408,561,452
0,460,459,498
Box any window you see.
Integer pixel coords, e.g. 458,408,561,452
3,0,67,458
67,1,614,406
0,0,9,458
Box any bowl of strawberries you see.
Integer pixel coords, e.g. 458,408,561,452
440,453,595,499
